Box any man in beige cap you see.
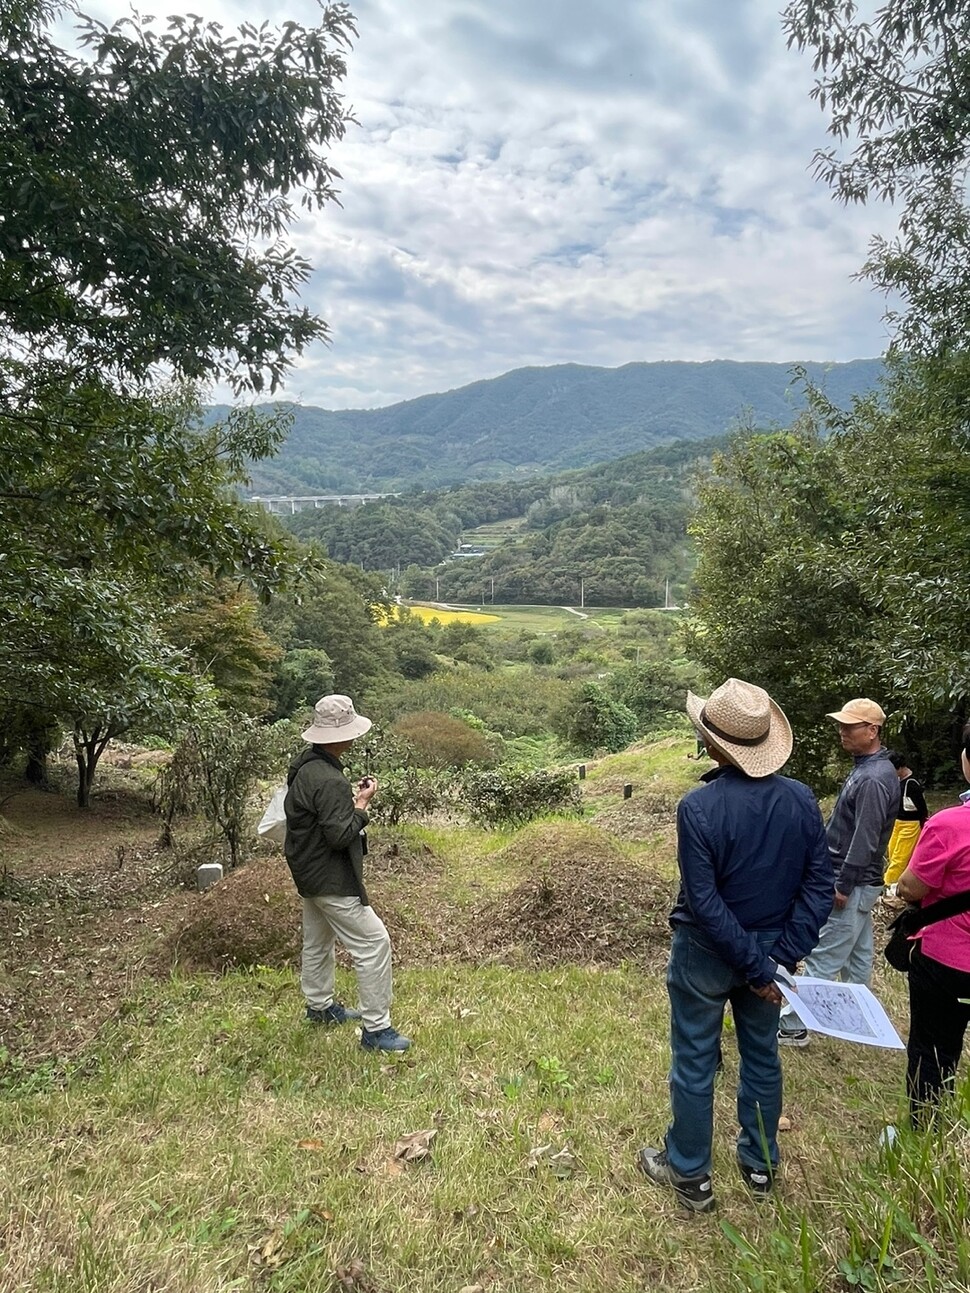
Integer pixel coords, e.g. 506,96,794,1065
779,697,898,1046
284,694,410,1053
638,678,833,1211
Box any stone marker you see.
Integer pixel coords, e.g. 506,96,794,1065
197,862,224,891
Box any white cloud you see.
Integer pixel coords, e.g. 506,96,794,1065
89,0,900,407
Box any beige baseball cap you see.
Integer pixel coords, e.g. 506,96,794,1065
826,698,886,726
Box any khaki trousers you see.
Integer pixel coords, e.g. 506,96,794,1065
301,895,393,1032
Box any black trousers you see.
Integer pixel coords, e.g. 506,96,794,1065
907,945,970,1122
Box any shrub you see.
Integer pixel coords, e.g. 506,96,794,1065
391,710,500,769
528,639,555,665
367,766,446,826
556,682,638,754
459,764,583,828
371,668,573,739
157,714,293,867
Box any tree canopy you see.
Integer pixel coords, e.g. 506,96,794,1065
1,0,356,394
0,1,357,801
688,360,970,784
784,0,970,355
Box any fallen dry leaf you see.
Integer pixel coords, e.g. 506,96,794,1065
335,1257,368,1288
250,1229,289,1270
296,1137,326,1151
526,1143,576,1178
526,1143,552,1169
393,1128,437,1163
459,1285,485,1293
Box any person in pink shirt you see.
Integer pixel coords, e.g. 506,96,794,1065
897,720,970,1122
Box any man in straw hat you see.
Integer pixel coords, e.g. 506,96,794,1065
284,694,410,1053
638,678,833,1211
779,697,898,1047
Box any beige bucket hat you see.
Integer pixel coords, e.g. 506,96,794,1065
686,677,793,778
302,694,372,744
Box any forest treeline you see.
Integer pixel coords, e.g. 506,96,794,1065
282,437,724,607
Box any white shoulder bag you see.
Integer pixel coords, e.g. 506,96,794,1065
257,783,288,845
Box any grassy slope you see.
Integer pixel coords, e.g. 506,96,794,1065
1,742,967,1293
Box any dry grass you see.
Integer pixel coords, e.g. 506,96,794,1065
3,754,969,1292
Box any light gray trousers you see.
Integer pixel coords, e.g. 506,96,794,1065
301,895,393,1032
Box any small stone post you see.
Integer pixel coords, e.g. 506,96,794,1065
197,862,224,891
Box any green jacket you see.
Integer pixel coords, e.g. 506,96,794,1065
283,747,370,904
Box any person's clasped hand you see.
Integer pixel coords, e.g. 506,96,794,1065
749,981,784,1006
354,776,378,809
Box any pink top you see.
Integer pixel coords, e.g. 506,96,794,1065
908,802,970,972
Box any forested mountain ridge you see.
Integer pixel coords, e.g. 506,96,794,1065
234,358,883,494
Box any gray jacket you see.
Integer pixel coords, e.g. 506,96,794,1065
826,748,898,894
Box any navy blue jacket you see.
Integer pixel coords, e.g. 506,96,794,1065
670,765,834,986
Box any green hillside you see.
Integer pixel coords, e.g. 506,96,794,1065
231,357,884,494
282,438,718,608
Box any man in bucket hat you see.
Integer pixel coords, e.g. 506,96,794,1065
638,678,833,1211
284,694,410,1052
779,697,898,1047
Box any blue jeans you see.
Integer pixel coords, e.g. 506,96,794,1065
665,925,782,1179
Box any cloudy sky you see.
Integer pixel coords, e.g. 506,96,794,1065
108,1,899,408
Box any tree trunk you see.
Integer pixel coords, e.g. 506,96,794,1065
25,746,49,788
23,713,57,789
73,722,119,809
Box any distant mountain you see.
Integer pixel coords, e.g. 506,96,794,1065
230,358,884,495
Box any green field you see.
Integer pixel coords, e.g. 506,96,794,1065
461,517,528,550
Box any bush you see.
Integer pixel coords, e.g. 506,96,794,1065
367,766,446,826
459,764,583,828
157,714,294,867
371,668,573,739
390,710,500,769
556,682,638,754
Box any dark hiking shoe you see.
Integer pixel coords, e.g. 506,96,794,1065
360,1025,411,1052
777,1027,810,1047
637,1147,715,1214
738,1162,774,1196
306,1002,362,1026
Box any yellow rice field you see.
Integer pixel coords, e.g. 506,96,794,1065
383,603,501,626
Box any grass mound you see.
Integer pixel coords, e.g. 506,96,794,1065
170,838,447,973
170,856,300,972
363,831,443,880
475,821,675,968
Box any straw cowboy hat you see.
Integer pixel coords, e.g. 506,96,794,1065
686,678,792,778
302,694,372,744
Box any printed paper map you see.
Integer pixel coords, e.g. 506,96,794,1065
774,970,904,1049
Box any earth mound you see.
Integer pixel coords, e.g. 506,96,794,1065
169,834,447,972
473,821,675,969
